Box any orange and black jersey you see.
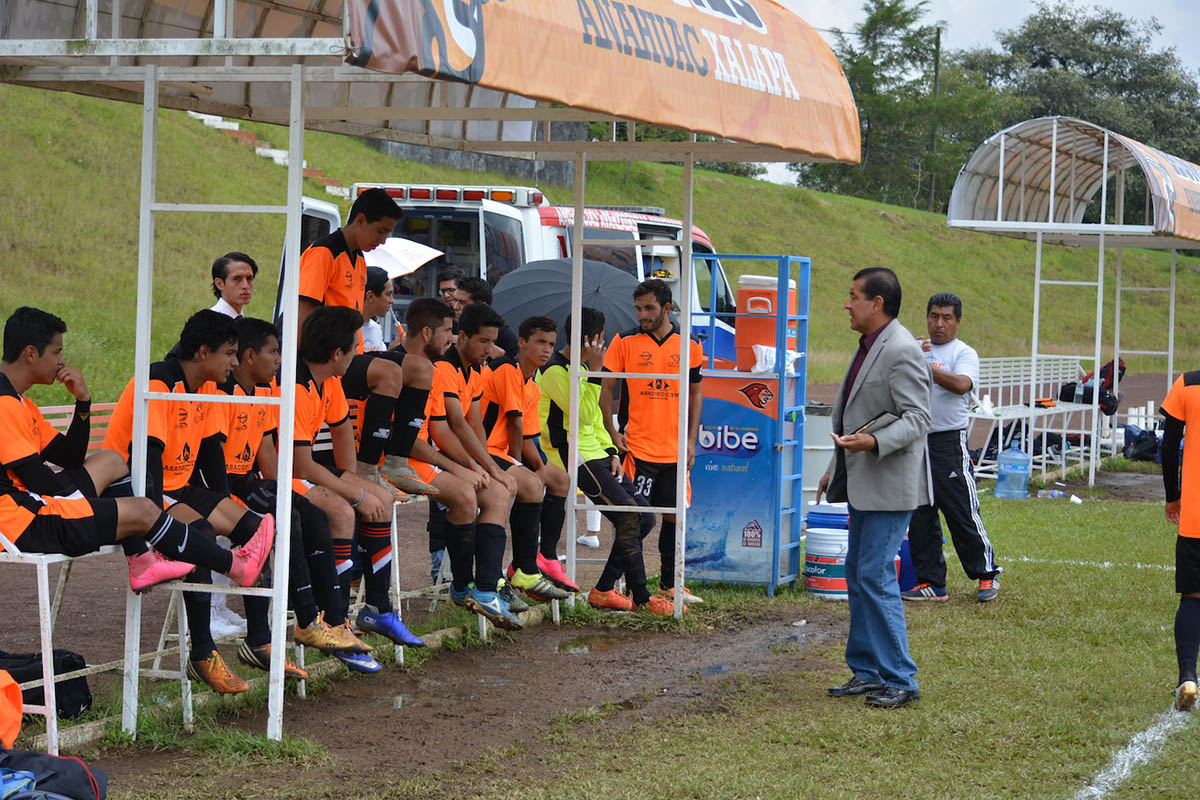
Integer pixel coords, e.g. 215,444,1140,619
602,324,703,464
216,379,278,476
104,358,224,504
422,346,484,445
1162,370,1200,538
480,356,528,459
292,360,350,447
0,373,92,539
299,229,368,353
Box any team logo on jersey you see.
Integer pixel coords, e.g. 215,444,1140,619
344,269,354,289
180,443,191,463
238,443,253,463
638,351,653,367
235,411,249,431
175,409,189,429
738,382,774,409
669,354,680,369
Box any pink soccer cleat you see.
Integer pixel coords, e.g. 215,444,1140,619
226,513,275,587
127,550,194,593
536,552,581,594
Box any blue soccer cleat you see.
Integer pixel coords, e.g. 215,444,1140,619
356,604,426,648
465,587,523,631
449,583,472,608
334,649,382,673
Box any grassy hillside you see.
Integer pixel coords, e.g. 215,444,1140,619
2,81,1197,403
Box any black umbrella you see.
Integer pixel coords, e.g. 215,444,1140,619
491,258,640,347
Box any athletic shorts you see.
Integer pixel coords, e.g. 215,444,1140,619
490,453,521,471
228,474,279,515
410,459,440,486
163,485,224,518
623,456,691,508
341,351,405,400
1177,536,1200,594
16,495,119,557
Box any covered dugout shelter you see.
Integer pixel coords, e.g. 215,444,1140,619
0,0,859,745
947,116,1198,485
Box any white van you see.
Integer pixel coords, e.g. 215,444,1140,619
289,185,736,361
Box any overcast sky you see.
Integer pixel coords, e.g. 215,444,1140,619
760,0,1198,183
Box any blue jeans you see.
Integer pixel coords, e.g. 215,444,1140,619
845,506,918,691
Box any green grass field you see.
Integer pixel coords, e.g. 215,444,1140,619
2,82,1197,403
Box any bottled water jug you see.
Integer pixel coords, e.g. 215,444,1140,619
994,444,1030,499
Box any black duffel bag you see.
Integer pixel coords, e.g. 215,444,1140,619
0,749,107,799
0,650,90,719
1058,382,1120,416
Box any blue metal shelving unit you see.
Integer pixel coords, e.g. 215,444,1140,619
691,254,810,596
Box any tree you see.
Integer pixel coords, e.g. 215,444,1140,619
789,0,1002,210
956,2,1200,221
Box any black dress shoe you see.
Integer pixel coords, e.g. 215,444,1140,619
865,687,920,708
828,676,886,697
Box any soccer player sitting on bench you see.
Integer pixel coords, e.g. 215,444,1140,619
104,310,276,694
0,307,215,593
287,305,423,673
197,317,371,681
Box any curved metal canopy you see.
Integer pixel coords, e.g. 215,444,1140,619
947,116,1200,248
0,0,861,164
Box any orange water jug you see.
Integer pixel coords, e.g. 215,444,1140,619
735,275,797,371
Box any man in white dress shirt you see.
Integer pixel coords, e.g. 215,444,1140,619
210,253,258,318
207,251,259,634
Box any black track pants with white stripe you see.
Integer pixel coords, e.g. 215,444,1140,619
907,429,1000,586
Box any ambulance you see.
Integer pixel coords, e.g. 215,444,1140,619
290,183,737,362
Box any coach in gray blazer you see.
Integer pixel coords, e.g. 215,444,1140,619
819,267,932,709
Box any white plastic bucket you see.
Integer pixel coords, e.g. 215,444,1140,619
804,527,902,600
804,528,849,599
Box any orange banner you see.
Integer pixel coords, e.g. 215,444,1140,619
1111,134,1200,242
345,0,860,163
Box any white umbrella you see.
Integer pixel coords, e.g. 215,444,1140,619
364,236,443,278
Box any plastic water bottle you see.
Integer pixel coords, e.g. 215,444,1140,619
1036,489,1066,499
994,445,1031,499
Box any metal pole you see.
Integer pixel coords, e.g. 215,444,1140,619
673,154,694,620
1113,248,1123,401
996,134,1005,221
1047,119,1058,223
122,64,157,739
265,63,304,742
1029,230,1042,458
1090,135,1110,487
1169,249,1177,391
564,151,586,598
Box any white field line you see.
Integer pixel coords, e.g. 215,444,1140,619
1012,555,1172,572
1069,707,1193,800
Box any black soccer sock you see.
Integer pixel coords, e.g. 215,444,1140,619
510,501,541,574
445,521,477,592
146,514,232,574
120,536,150,557
359,392,395,465
539,494,567,559
278,509,318,631
243,595,271,648
298,501,336,630
474,522,507,592
357,520,394,612
386,386,430,457
182,570,215,660
428,502,449,554
1177,596,1200,684
659,520,676,589
229,510,263,547
331,539,354,626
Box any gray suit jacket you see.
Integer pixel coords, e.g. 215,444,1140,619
826,318,933,511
